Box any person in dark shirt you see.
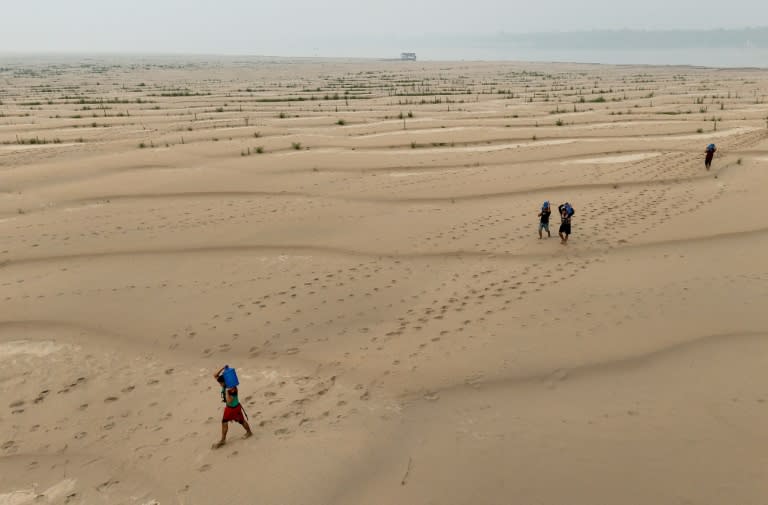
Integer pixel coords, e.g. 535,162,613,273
705,144,717,170
558,203,572,245
538,201,551,239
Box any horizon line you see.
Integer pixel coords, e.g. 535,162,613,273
1,51,765,71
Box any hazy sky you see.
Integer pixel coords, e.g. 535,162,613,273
2,0,765,55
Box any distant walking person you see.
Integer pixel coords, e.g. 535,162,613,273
212,365,252,449
558,202,574,245
538,201,552,239
705,143,717,170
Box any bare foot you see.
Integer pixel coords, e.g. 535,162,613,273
212,440,226,449
243,432,253,440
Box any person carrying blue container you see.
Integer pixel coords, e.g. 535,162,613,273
705,143,717,170
213,365,252,449
538,201,552,239
558,202,574,245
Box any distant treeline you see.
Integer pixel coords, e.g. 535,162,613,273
453,28,768,50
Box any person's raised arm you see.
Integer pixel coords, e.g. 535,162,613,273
213,365,227,381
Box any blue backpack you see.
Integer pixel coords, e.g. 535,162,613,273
707,144,716,152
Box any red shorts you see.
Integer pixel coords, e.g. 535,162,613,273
222,404,245,424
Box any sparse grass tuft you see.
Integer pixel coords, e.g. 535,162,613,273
12,136,63,145
292,142,302,150
696,128,704,133
256,146,264,154
336,119,346,126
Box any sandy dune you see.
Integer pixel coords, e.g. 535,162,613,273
1,57,768,505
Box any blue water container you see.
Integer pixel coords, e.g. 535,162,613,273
221,367,239,388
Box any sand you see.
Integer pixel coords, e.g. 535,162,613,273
1,56,768,505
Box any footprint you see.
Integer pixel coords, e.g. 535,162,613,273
96,478,119,492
